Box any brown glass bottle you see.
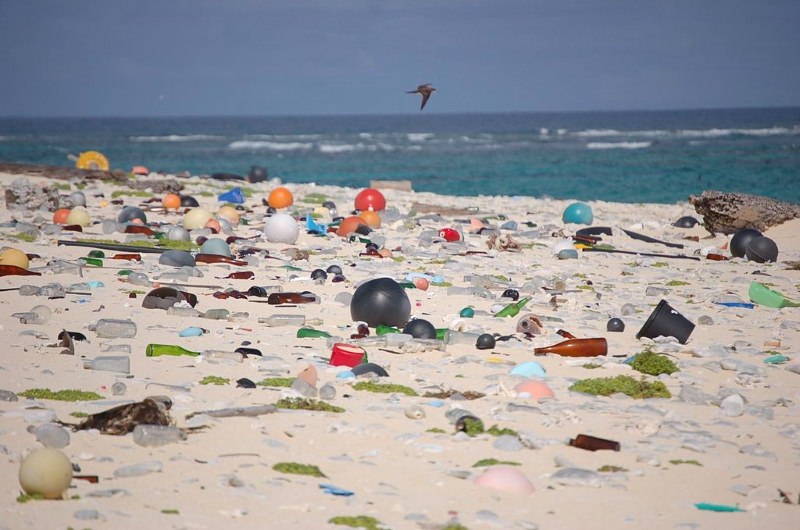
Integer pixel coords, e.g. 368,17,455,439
267,291,320,305
195,254,248,266
534,337,607,357
568,434,621,451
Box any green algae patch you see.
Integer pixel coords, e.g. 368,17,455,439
16,493,46,503
111,189,154,198
9,232,37,243
666,280,690,286
328,515,382,529
161,509,180,515
423,389,485,400
257,377,294,388
670,459,702,466
598,465,628,473
458,416,485,437
18,388,103,402
486,425,518,437
630,350,679,376
473,458,521,467
272,462,326,478
69,411,89,418
275,397,344,413
301,192,329,204
352,381,418,396
426,427,447,434
569,375,671,399
199,375,230,386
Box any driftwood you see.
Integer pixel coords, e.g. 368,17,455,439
689,190,800,235
0,162,127,182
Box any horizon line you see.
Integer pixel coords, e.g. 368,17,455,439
1,104,799,121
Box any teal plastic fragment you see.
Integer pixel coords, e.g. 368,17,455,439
694,502,744,512
763,354,789,364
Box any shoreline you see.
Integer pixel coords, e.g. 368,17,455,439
1,170,799,529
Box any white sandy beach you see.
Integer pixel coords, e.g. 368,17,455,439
1,171,799,530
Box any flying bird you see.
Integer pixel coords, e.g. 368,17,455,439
407,83,437,110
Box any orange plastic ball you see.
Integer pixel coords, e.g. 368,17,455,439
354,188,386,212
53,209,71,224
358,209,381,229
336,215,369,237
162,193,181,211
268,187,294,209
205,218,222,233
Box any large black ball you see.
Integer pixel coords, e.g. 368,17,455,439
403,319,436,339
607,318,625,332
730,228,762,258
350,278,411,328
745,236,779,263
475,333,496,350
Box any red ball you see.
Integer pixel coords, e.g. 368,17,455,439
439,228,461,242
354,188,386,212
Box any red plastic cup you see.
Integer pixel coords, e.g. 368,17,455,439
330,343,366,367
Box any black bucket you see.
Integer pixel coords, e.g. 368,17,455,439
636,299,695,344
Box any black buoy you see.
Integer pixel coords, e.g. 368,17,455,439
673,216,699,228
403,318,437,339
475,333,496,350
607,318,625,332
745,236,779,263
730,228,762,258
247,165,268,183
350,278,411,328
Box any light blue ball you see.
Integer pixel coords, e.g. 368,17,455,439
200,237,231,257
562,202,593,225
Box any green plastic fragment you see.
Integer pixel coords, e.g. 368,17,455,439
763,354,789,364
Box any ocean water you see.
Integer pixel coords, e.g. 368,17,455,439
1,108,798,204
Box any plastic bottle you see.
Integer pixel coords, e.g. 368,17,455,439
444,329,482,346
266,291,320,304
91,319,137,338
258,314,306,327
14,304,52,324
146,344,200,357
132,424,187,447
29,423,70,448
494,296,531,318
83,356,130,373
534,337,608,357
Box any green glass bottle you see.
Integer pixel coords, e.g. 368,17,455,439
494,296,531,318
435,328,448,340
146,344,200,357
375,324,401,335
79,257,103,267
296,328,332,338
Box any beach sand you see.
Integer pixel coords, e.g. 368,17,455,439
1,171,799,530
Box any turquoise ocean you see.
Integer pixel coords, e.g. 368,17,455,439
1,107,798,204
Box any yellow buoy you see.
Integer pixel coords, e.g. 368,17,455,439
75,151,110,171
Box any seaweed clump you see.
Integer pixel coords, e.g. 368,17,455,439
275,397,344,413
569,375,671,399
352,381,418,396
257,377,294,388
328,516,382,529
18,388,103,402
272,462,326,477
630,350,679,376
473,458,521,467
199,375,230,386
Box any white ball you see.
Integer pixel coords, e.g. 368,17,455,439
183,207,213,230
19,448,73,499
69,191,86,207
264,213,299,244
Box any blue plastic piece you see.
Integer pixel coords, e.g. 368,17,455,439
319,483,354,496
715,302,755,309
335,370,355,379
179,326,205,337
510,361,547,379
218,187,245,204
306,215,327,235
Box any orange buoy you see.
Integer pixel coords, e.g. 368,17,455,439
53,208,71,224
336,215,369,237
132,165,149,175
268,187,294,209
358,209,381,229
162,193,181,211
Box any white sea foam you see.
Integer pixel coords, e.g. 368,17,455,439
407,133,434,142
318,143,368,154
246,134,322,141
130,134,223,142
228,140,313,151
587,141,652,150
677,127,798,138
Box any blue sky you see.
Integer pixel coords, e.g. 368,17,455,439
1,0,798,116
